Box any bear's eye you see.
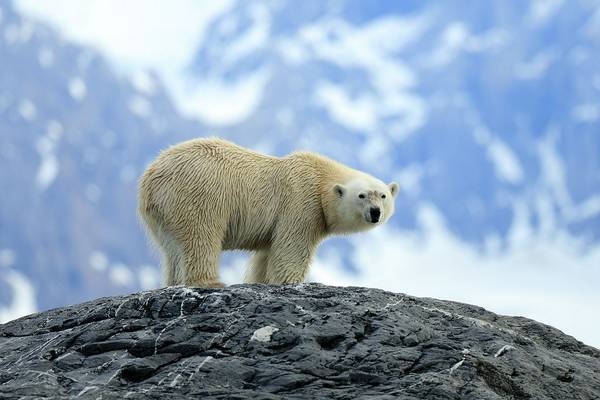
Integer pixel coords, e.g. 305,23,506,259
381,194,386,199
358,194,365,199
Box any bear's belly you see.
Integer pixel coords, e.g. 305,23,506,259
222,210,275,251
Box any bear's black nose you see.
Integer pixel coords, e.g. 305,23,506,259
370,207,381,223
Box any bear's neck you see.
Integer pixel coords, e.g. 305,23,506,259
320,174,361,236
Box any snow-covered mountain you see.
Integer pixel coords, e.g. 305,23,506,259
1,1,599,345
188,0,600,246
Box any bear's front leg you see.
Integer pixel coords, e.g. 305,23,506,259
265,227,320,284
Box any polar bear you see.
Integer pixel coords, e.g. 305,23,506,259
138,138,398,287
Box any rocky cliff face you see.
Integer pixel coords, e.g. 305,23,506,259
0,284,598,399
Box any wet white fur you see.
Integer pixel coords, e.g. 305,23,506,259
138,138,398,287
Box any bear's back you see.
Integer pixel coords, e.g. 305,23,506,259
166,138,277,165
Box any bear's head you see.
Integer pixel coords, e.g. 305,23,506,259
328,178,399,234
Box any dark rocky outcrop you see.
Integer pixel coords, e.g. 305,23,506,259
1,284,599,399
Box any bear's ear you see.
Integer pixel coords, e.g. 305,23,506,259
389,182,399,197
333,184,345,198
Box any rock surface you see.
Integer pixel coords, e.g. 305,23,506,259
1,284,599,399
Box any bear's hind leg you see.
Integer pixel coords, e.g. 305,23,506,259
153,227,185,286
139,212,183,286
244,250,269,283
179,223,225,288
162,244,185,286
182,246,224,288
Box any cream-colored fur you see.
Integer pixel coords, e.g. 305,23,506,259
138,138,398,287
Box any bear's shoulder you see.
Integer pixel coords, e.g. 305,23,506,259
286,150,345,169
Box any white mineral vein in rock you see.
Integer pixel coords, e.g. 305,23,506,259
494,344,515,358
449,359,464,375
190,355,214,381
